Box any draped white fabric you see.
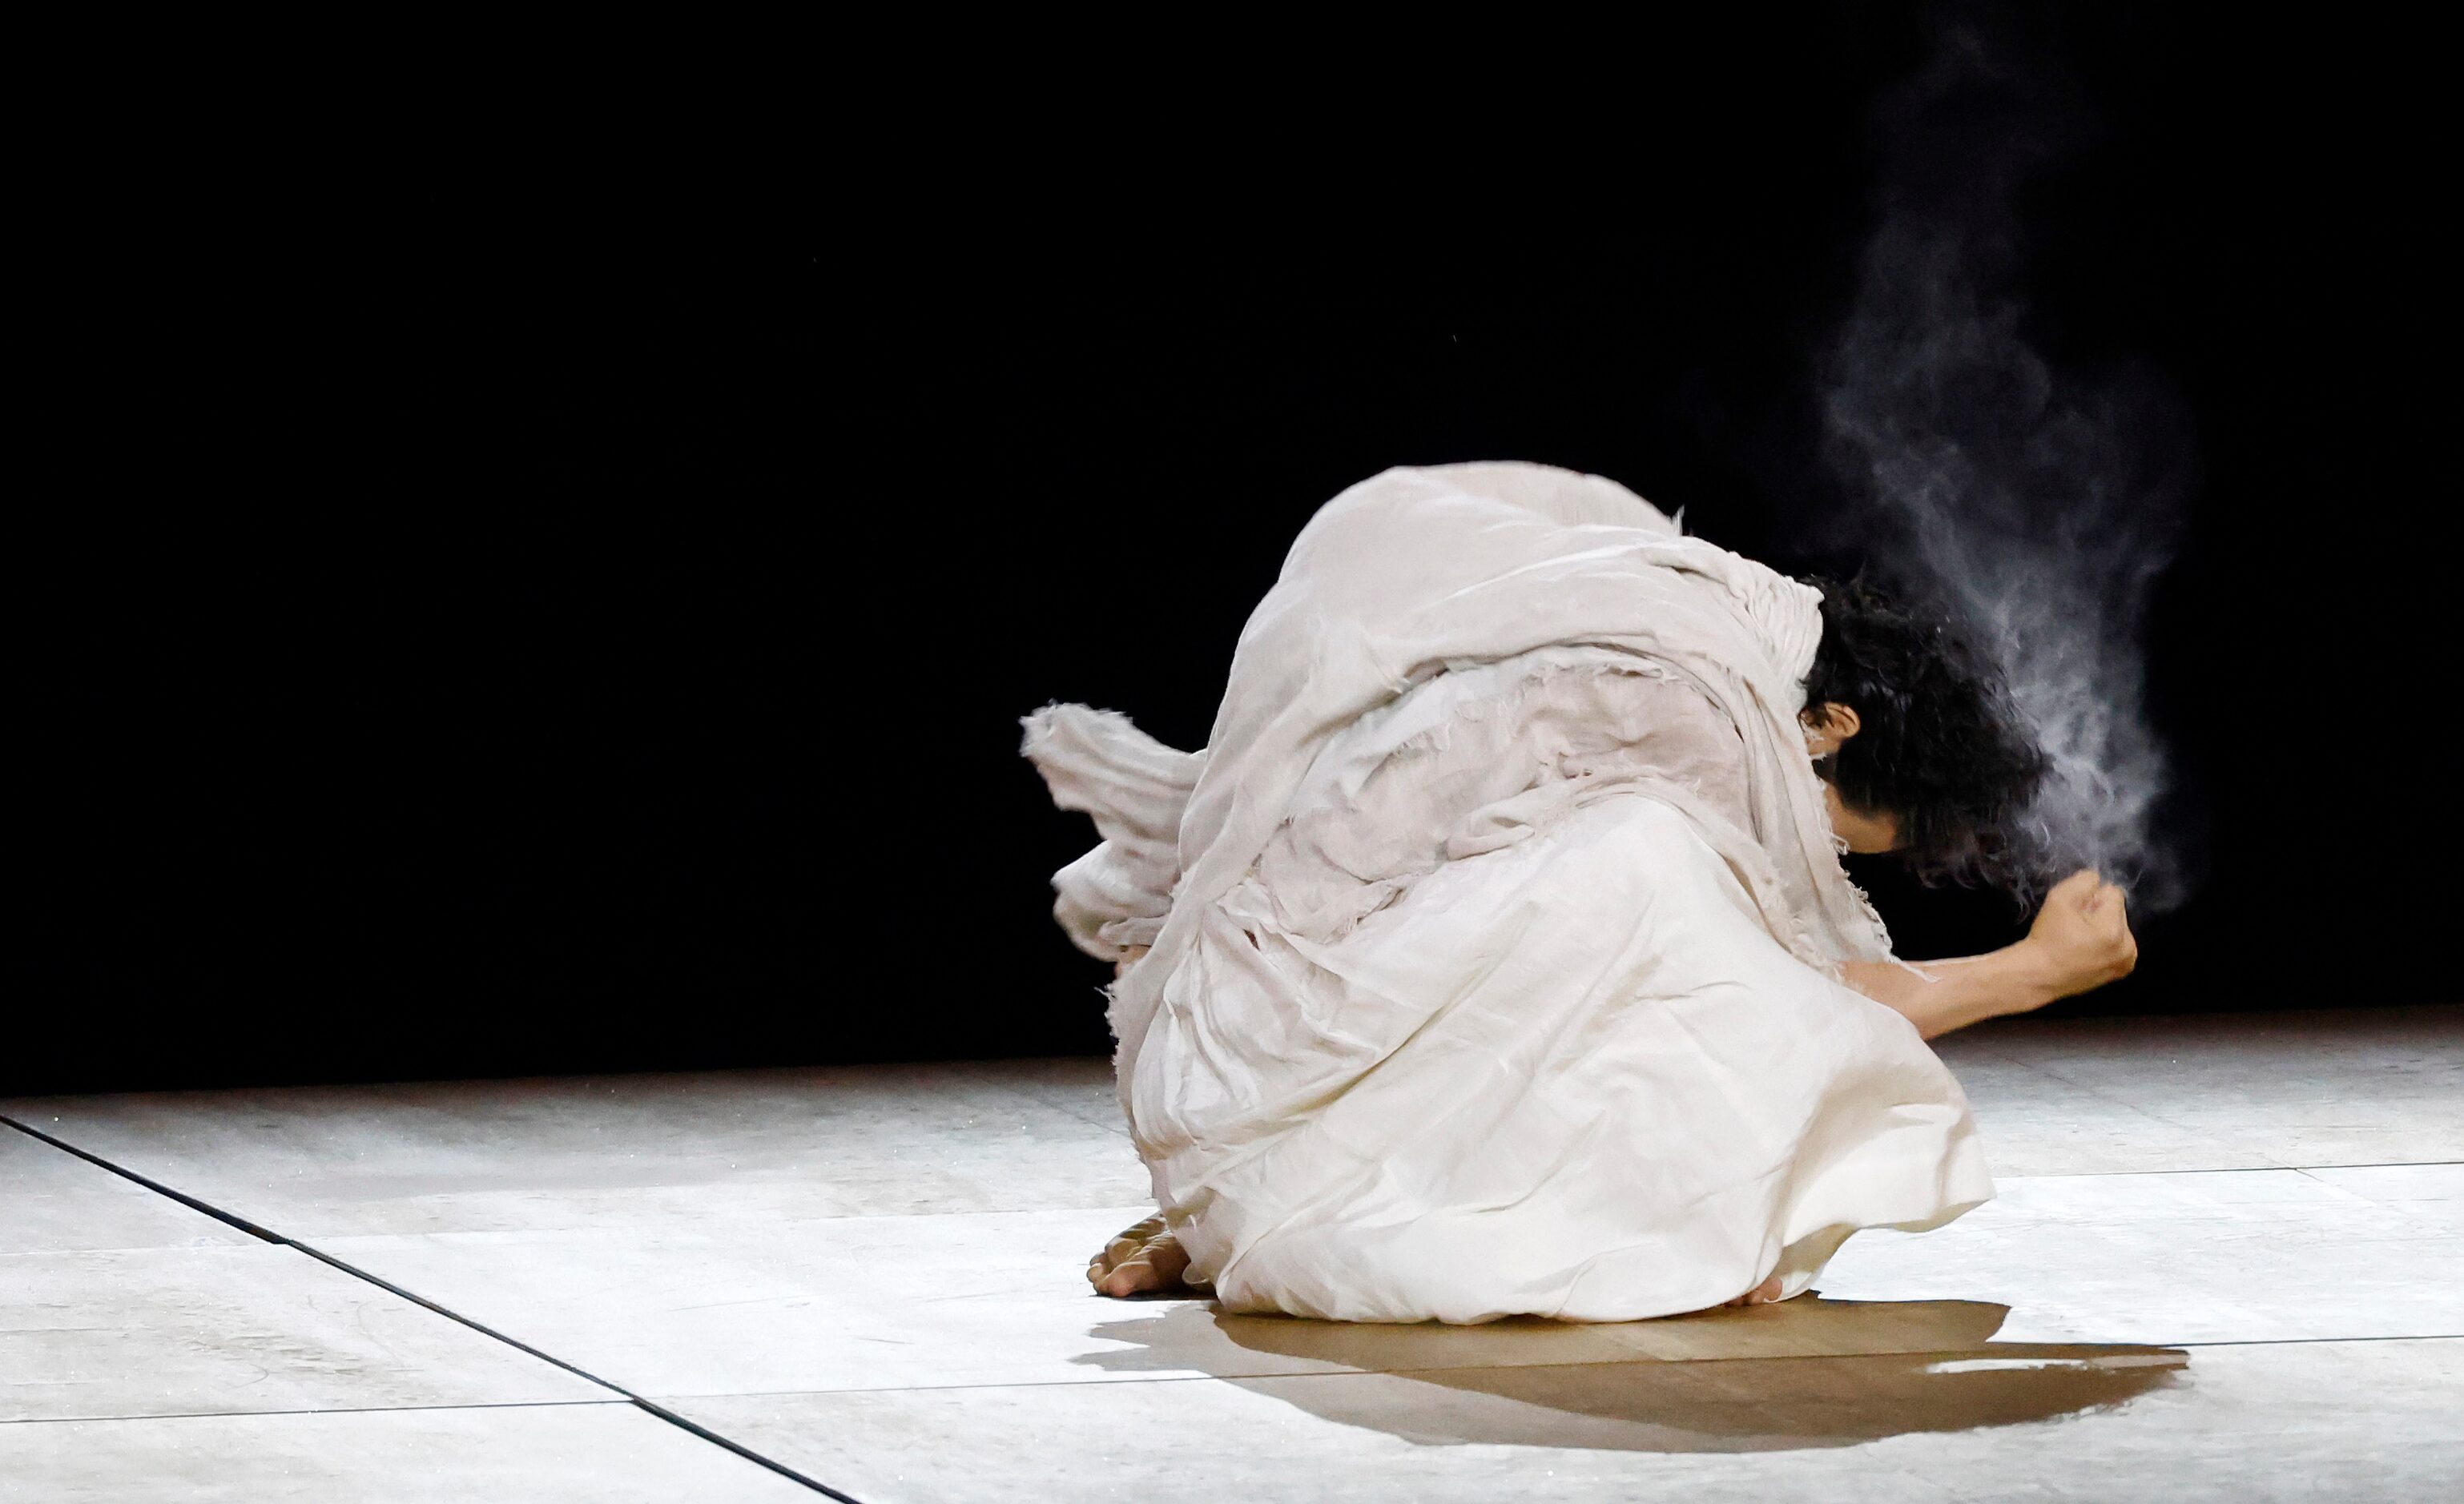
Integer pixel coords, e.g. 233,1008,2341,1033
1021,462,1991,1322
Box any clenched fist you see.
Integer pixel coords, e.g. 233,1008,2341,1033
2024,869,2140,999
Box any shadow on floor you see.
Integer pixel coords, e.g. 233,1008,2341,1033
1078,1295,2186,1452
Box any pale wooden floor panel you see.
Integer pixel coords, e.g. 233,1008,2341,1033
4,1004,2457,1499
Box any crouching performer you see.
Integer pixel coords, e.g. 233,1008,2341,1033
1024,462,2136,1323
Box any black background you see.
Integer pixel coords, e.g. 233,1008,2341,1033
16,7,2453,1094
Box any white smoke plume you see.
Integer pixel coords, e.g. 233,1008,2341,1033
1820,19,2195,911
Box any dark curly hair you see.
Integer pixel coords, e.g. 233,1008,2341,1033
1799,575,2050,893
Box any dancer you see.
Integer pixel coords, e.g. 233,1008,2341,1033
1025,462,2136,1323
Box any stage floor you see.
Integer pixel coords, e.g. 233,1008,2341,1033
4,1005,2458,1502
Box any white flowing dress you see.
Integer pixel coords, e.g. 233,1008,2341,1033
1024,461,1991,1324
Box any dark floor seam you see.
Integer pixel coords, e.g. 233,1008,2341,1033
4,1114,284,1243
0,1112,861,1502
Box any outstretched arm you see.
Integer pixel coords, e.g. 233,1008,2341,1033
1842,869,2139,1040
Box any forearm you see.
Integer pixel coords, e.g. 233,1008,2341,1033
1841,943,2067,1040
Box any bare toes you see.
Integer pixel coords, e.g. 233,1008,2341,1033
1093,1233,1191,1297
1097,1257,1163,1297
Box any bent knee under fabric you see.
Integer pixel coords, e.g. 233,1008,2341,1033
1145,797,1989,1323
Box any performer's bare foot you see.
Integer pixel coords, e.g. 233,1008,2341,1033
1087,1209,1779,1307
1086,1212,1210,1297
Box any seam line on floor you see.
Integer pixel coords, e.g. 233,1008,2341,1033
0,1399,626,1427
601,1331,2464,1400
3,1114,286,1243
0,1112,860,1502
2030,1159,2464,1176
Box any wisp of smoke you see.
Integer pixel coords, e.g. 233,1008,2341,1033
1820,19,2195,912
